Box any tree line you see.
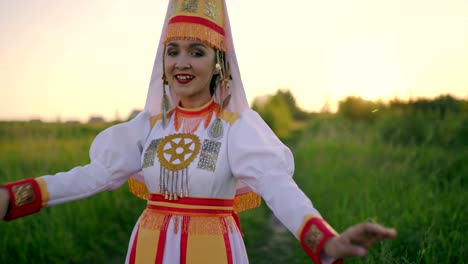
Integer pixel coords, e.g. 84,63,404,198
252,90,468,147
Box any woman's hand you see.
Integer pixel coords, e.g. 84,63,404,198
323,222,397,258
0,188,10,220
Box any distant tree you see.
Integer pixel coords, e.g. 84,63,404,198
338,96,379,122
88,115,105,123
252,93,294,138
274,89,310,120
391,94,465,119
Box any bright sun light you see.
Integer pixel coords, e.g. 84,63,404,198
327,34,409,102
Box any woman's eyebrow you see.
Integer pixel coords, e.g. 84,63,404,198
189,43,208,49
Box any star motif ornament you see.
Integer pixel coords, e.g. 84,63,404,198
157,133,201,171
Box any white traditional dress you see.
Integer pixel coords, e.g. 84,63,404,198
1,1,342,263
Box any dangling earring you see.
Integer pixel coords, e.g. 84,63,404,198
161,45,171,128
209,50,231,140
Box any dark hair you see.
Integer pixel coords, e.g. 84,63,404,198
209,74,219,96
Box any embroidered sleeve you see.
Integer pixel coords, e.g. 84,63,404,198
298,215,343,264
2,178,49,221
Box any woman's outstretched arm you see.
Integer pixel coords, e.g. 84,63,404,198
0,111,152,221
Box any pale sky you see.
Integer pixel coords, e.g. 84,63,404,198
1,0,467,122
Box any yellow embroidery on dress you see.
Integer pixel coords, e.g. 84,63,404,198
12,184,35,206
35,177,50,207
233,192,261,213
304,225,324,253
296,214,321,238
157,133,201,171
139,209,167,230
139,209,237,235
157,134,201,200
128,179,149,200
150,114,162,129
219,110,240,125
187,216,235,235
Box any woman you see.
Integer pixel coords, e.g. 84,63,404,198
0,1,396,263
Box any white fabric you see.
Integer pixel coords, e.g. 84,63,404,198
229,110,322,234
40,112,151,206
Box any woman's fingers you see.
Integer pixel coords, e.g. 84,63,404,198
324,236,367,258
335,237,367,257
344,223,397,248
324,222,397,259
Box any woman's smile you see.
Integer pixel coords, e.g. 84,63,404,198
175,74,195,84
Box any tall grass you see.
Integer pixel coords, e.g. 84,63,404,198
284,115,467,263
0,117,466,263
0,122,145,263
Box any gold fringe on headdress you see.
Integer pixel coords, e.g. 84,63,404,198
165,22,226,52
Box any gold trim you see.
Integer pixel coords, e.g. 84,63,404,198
148,200,233,211
35,178,49,207
233,192,261,213
157,133,201,171
139,208,237,235
304,225,324,253
296,214,321,238
219,110,239,125
128,178,149,200
12,184,35,207
150,114,163,128
165,22,226,51
176,98,214,112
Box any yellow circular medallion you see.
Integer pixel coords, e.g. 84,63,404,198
156,133,201,171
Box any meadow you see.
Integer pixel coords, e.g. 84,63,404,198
0,113,466,263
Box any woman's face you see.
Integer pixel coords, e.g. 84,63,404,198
165,40,217,108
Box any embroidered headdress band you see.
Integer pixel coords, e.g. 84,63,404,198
164,0,227,51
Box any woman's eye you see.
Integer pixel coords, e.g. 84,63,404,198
167,50,177,56
191,50,204,57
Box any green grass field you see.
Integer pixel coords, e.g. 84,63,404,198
0,117,466,263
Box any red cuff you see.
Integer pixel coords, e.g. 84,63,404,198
299,217,343,264
2,178,43,221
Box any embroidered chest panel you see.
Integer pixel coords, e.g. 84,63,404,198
142,132,224,200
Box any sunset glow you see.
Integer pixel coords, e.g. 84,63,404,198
1,0,467,121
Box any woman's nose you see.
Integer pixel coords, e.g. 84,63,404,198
175,55,192,70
